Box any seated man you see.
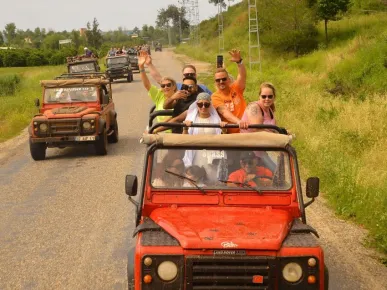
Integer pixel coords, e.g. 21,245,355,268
228,151,273,187
80,89,97,101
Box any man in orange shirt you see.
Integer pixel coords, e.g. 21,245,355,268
228,151,273,187
211,49,248,133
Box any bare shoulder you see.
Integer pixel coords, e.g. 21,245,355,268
246,102,259,116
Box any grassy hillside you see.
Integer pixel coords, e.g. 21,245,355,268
176,2,387,258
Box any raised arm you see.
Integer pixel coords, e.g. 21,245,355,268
144,55,163,84
138,51,151,91
229,49,246,91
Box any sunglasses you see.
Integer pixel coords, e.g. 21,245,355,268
160,83,172,88
183,73,196,77
242,159,255,165
215,77,228,83
261,95,274,99
197,102,210,108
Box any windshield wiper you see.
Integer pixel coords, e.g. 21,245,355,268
218,180,262,195
165,169,206,194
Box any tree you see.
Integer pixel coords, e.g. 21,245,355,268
3,23,17,45
0,32,4,45
156,5,190,44
71,29,82,48
132,27,140,34
208,0,234,8
258,0,318,56
85,18,103,49
317,0,351,43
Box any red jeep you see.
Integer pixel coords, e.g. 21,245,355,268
125,124,328,290
29,76,118,160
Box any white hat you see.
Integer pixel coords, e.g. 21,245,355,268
84,47,88,50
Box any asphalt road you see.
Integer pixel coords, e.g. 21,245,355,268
0,49,386,290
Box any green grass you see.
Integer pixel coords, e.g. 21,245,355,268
0,66,66,142
176,4,387,256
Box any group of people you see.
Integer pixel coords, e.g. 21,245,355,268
107,45,151,57
138,49,279,189
138,48,277,135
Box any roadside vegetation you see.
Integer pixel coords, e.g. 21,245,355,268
176,1,387,259
0,66,64,142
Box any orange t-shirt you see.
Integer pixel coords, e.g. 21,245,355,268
211,82,247,134
228,166,273,187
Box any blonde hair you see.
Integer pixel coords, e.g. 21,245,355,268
161,77,177,92
259,82,276,112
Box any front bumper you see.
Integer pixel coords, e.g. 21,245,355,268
30,135,99,143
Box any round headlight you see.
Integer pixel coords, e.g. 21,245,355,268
282,262,303,283
157,261,178,281
39,123,48,132
82,121,91,130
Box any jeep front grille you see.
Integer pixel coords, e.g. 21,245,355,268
49,119,80,135
186,256,275,290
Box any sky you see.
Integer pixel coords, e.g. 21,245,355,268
1,0,242,32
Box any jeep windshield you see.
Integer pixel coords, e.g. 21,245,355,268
69,63,96,73
44,86,98,103
107,57,128,67
151,148,291,191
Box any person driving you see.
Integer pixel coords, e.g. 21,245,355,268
80,89,96,101
228,151,273,187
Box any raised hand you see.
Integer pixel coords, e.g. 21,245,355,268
228,49,242,63
145,54,152,66
138,51,148,68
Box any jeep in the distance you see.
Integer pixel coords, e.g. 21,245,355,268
125,124,328,290
28,76,118,160
127,49,140,72
66,56,100,74
105,55,134,82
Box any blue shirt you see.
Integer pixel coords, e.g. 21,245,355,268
177,83,212,95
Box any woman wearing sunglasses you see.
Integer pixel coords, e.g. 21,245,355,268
240,82,276,133
138,51,176,124
182,93,227,184
182,93,227,135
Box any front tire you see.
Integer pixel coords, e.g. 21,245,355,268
107,119,119,143
127,74,133,83
95,129,108,155
29,138,46,161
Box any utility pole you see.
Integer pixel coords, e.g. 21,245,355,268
168,21,172,46
179,13,182,43
218,2,224,53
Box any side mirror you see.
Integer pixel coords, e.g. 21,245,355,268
125,175,138,196
306,177,320,198
34,98,40,107
102,93,110,104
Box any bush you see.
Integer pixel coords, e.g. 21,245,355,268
49,51,67,65
26,51,45,66
2,50,27,67
0,74,21,96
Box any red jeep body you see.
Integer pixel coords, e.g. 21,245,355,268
28,78,118,160
126,130,327,290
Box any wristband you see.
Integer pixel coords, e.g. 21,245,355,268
236,58,243,65
139,68,145,73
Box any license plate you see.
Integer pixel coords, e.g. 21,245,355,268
75,136,96,141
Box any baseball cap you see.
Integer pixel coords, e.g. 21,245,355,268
240,151,256,160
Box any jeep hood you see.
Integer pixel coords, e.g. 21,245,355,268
150,207,293,250
43,106,97,118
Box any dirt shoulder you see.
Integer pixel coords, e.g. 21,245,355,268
173,49,387,290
